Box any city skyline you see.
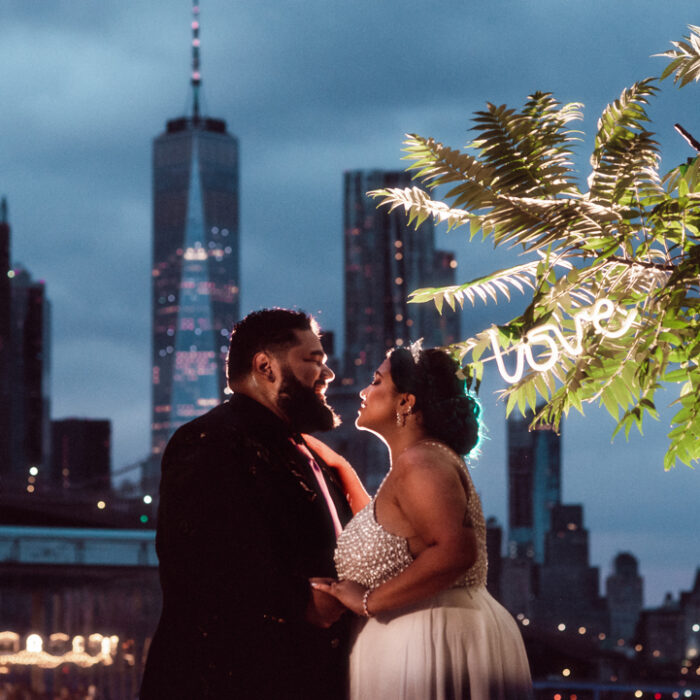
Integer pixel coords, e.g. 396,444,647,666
2,0,699,606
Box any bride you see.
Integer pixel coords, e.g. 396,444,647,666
312,345,533,699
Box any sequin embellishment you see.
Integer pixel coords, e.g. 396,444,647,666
334,441,488,590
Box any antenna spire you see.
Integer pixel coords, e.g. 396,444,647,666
191,2,202,121
0,197,7,224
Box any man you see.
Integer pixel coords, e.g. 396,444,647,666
140,308,365,699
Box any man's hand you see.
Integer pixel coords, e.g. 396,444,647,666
310,577,368,617
305,580,347,628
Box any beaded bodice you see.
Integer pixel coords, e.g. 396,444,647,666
334,442,487,590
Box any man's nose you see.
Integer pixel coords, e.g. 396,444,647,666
321,364,335,382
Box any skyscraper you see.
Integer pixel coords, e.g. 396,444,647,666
343,169,460,385
0,198,11,478
326,171,461,490
151,2,239,458
606,551,643,644
8,266,51,492
534,504,607,632
506,410,561,562
50,418,111,492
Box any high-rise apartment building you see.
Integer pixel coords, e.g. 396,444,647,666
535,504,607,632
151,3,239,458
50,418,111,492
9,266,51,491
328,170,461,490
343,170,460,386
507,410,561,562
606,552,643,644
0,198,11,478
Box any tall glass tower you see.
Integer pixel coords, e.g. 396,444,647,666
0,199,11,478
506,411,561,562
343,170,460,386
151,2,239,458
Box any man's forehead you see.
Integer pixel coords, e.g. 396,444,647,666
290,329,324,354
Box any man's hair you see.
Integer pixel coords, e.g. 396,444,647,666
226,308,318,385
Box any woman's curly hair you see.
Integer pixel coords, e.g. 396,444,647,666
388,346,481,456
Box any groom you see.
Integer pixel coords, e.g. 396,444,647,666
140,308,358,699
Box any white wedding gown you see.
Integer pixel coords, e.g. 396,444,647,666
334,454,533,700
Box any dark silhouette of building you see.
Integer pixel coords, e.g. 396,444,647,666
486,515,503,598
50,418,111,492
606,552,643,645
150,2,239,464
637,570,700,668
342,169,460,387
506,410,561,562
8,265,51,493
0,198,11,480
335,170,460,489
534,504,608,635
637,592,686,663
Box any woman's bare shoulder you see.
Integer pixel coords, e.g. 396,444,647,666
393,441,464,490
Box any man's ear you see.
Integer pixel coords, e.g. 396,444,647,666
252,351,276,383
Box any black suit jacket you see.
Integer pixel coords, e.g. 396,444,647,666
140,394,353,699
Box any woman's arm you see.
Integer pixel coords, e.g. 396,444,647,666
313,449,477,616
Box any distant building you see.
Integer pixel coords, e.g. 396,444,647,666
151,2,239,460
338,170,460,488
534,504,608,635
486,516,503,599
606,552,643,645
50,418,111,492
506,410,561,562
342,169,460,387
8,265,51,492
637,592,686,663
0,198,11,478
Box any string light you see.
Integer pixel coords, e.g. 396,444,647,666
0,633,118,669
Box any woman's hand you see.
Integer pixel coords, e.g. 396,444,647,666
310,578,368,617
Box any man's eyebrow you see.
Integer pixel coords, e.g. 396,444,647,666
309,349,326,360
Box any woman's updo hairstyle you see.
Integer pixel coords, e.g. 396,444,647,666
388,345,481,456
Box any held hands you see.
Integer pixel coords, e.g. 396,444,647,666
305,584,347,629
310,577,369,617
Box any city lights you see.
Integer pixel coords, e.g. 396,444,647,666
0,632,118,669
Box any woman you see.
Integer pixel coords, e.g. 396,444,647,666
312,346,533,699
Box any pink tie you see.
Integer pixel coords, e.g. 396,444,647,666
293,439,343,537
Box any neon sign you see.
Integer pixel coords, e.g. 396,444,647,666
487,298,637,384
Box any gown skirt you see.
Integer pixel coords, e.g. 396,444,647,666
348,585,533,700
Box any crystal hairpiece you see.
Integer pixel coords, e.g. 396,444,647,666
409,338,423,363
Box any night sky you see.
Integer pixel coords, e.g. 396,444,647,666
2,0,698,606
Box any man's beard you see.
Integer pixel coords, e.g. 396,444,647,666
277,367,340,434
